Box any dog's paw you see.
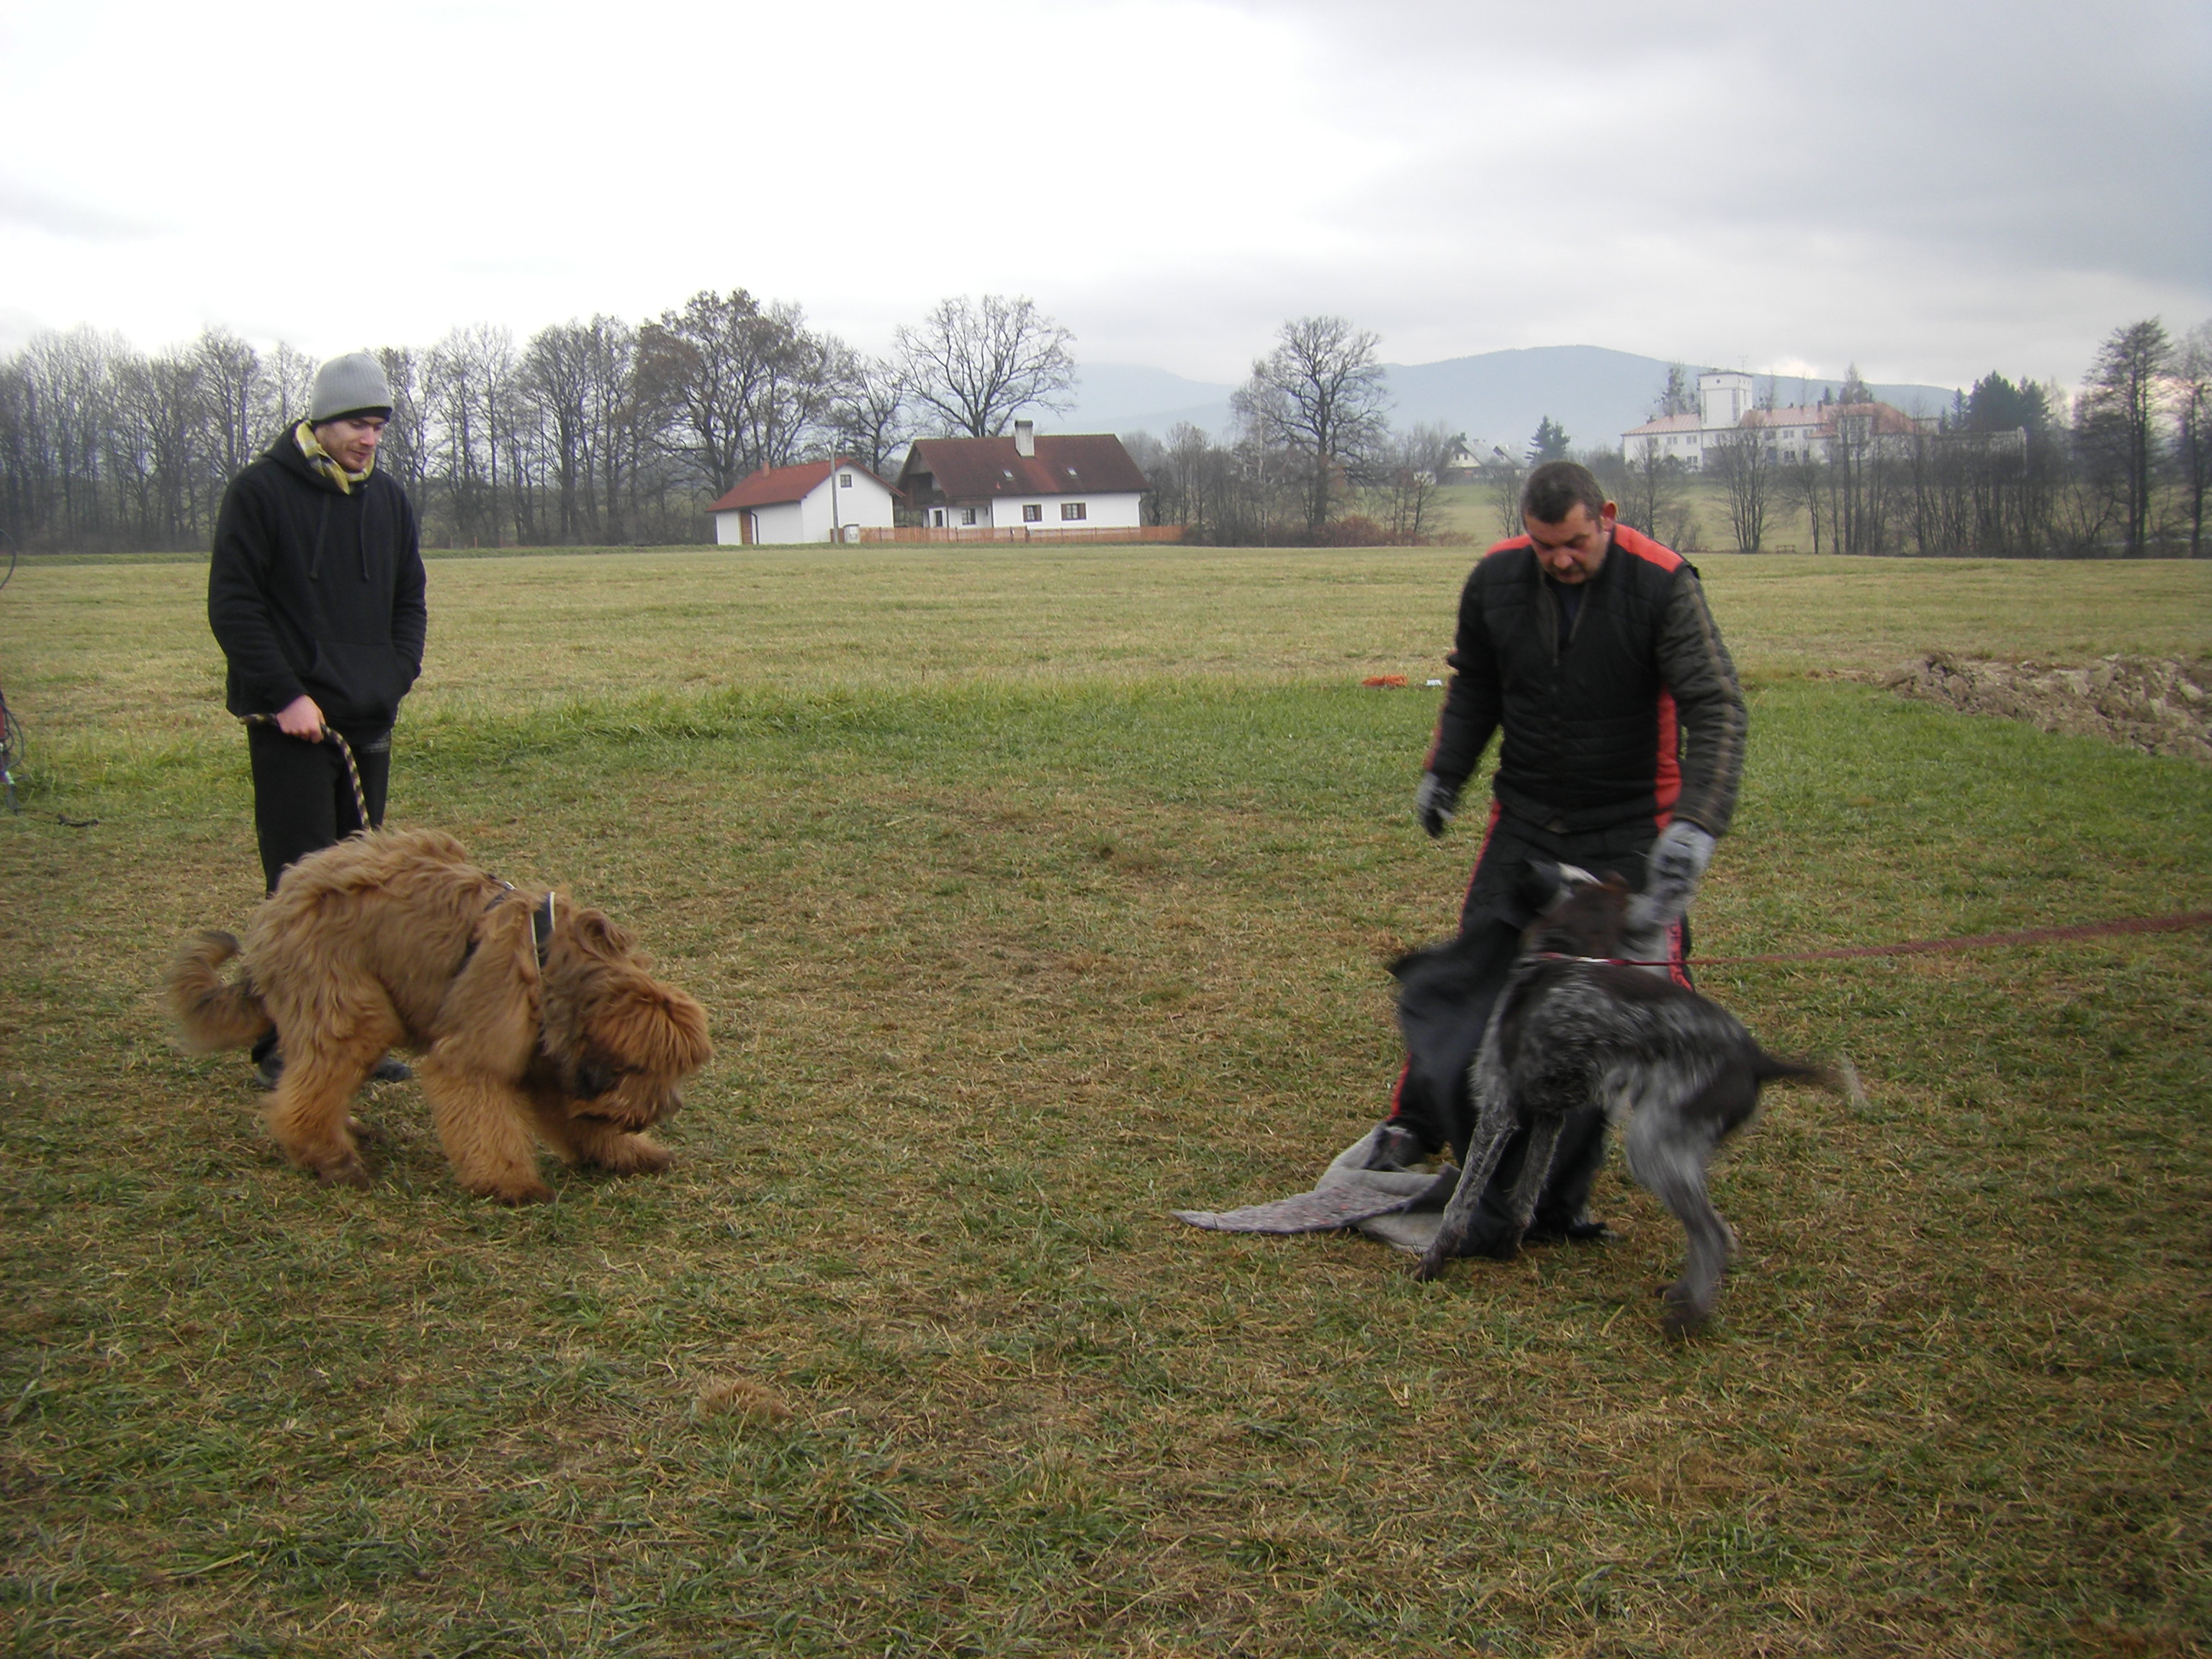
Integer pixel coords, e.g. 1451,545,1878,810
314,1156,372,1189
595,1133,672,1177
1658,1284,1711,1339
480,1179,555,1206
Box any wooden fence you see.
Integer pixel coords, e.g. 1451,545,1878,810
856,524,1187,546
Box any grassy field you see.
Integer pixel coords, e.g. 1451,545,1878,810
2,547,2208,1658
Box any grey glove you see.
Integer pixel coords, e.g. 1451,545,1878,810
1627,820,1716,932
1414,772,1461,838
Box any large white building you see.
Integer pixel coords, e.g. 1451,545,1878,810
1621,372,1927,469
709,459,899,545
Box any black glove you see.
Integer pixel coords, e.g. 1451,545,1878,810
1414,772,1461,839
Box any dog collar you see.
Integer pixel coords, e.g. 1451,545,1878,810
531,892,556,968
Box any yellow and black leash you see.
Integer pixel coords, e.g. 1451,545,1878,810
240,714,372,830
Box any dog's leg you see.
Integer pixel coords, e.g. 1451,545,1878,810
1623,1071,1748,1337
1498,1113,1565,1244
417,1048,554,1204
1413,1100,1523,1280
528,1097,673,1177
261,1038,376,1187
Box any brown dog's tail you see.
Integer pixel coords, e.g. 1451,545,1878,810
166,930,272,1053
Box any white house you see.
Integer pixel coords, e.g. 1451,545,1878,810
709,458,899,545
894,421,1148,532
1621,372,1930,469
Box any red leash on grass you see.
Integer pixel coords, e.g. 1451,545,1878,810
1556,909,2212,970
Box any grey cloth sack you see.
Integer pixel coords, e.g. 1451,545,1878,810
1174,1128,1462,1254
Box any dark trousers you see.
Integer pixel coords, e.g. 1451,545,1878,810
246,721,392,894
244,721,391,1070
1388,805,1689,1249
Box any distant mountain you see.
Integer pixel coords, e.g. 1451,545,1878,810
1046,346,1963,453
1045,363,1237,441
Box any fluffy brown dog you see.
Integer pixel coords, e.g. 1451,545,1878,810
167,828,712,1202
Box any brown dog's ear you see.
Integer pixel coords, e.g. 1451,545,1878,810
566,904,638,963
433,898,542,1074
595,976,713,1078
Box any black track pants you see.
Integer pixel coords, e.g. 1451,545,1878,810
246,721,392,896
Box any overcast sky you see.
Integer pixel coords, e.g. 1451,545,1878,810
3,0,2204,392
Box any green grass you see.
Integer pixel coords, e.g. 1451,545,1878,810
1,547,2208,1656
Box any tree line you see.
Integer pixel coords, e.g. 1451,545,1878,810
1629,320,2212,559
0,294,1077,553
6,295,2204,557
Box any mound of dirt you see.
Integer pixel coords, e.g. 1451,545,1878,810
1880,652,2211,761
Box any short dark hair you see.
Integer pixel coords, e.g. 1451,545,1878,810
1521,461,1606,525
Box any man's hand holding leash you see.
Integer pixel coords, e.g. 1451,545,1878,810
273,694,328,741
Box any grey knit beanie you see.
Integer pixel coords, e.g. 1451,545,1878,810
308,351,394,423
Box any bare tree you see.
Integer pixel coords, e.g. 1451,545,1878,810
424,324,522,547
1779,454,1828,555
373,345,429,503
2076,319,2175,555
1706,415,1775,552
1480,445,1527,539
640,289,837,495
825,347,912,476
1234,315,1391,534
268,341,318,431
1621,436,1686,543
194,327,269,480
639,289,774,496
1362,424,1448,541
895,295,1075,439
2170,319,2210,557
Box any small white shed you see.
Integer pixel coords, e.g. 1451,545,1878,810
709,459,899,545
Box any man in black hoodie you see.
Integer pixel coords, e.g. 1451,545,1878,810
209,350,427,1083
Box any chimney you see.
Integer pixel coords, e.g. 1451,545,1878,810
1013,418,1035,459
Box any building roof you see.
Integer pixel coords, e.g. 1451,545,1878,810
1622,413,1702,437
898,433,1150,501
708,459,894,513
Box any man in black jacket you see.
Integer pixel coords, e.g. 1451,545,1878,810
1372,460,1747,1255
209,350,426,1082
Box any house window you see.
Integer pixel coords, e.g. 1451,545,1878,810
930,508,945,527
839,473,853,487
1061,502,1087,521
1022,504,1043,522
961,508,977,526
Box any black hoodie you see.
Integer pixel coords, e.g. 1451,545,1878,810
208,426,428,728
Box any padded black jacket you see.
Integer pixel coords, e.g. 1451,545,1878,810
1424,522,1746,837
209,427,426,729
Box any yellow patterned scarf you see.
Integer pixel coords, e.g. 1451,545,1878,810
295,420,376,495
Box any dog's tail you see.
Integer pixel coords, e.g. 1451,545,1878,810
1755,1049,1868,1111
166,930,273,1053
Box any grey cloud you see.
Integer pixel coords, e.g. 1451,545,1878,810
1249,0,2211,287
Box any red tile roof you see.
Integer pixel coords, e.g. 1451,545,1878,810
708,459,894,513
898,433,1149,503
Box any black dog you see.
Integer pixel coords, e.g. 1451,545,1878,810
1412,870,1857,1336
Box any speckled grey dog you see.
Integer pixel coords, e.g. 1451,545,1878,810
1412,871,1858,1336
